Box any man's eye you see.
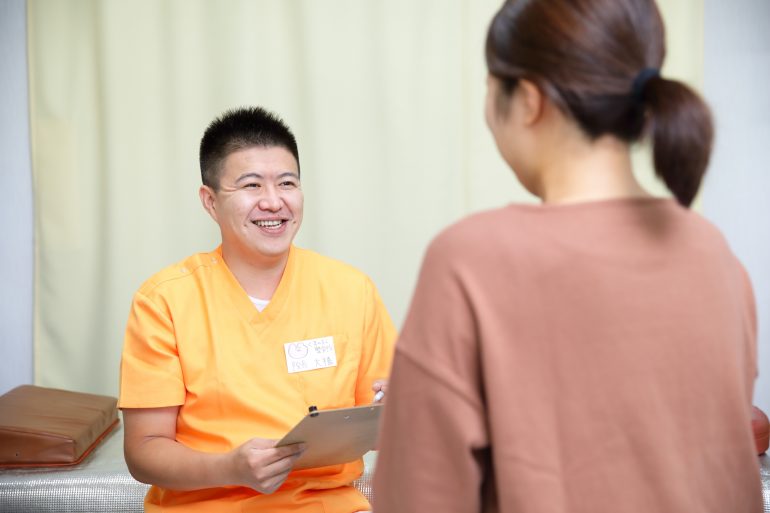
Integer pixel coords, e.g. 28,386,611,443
280,181,297,188
244,183,259,189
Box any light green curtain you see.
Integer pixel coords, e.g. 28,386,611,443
28,0,704,396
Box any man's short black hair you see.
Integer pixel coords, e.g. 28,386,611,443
199,106,300,190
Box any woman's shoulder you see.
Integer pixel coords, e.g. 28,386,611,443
425,204,538,263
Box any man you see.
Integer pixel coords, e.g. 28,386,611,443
119,106,395,512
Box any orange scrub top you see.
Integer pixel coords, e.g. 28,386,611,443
119,245,396,512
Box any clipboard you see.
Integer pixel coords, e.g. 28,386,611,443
276,404,383,470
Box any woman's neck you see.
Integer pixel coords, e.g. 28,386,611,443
536,133,650,204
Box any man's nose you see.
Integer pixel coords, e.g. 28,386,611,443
257,186,282,211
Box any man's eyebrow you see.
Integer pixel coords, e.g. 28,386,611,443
235,171,299,183
235,172,262,183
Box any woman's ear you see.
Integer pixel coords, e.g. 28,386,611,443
516,79,546,126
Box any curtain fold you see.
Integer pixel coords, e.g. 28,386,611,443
28,0,703,395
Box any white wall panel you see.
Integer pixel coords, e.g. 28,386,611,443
0,0,34,394
703,0,770,413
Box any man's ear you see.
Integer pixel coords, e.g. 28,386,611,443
517,79,546,126
199,185,218,222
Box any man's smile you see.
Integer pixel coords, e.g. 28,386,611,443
253,219,285,228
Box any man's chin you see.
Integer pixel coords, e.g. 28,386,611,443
221,240,292,266
249,242,293,261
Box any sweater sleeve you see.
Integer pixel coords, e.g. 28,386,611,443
373,234,490,512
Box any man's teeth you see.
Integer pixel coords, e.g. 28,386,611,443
254,220,283,228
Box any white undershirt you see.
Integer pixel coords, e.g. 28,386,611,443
248,295,270,312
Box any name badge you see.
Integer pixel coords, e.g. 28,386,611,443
284,336,337,374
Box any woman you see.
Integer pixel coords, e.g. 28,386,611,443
373,0,762,511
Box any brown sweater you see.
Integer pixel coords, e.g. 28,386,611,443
374,198,761,513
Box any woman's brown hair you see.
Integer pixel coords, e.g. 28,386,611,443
486,0,713,207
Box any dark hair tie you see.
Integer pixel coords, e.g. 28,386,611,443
631,68,660,103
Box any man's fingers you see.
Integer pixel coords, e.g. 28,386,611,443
253,447,305,492
372,379,388,402
269,442,305,462
247,440,304,461
234,438,307,493
372,379,387,391
250,443,305,475
260,469,293,494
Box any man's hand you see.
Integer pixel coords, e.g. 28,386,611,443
231,438,306,494
372,379,388,403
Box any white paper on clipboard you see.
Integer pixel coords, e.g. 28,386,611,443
276,404,383,470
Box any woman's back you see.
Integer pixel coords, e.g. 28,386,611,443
373,0,761,510
376,198,760,512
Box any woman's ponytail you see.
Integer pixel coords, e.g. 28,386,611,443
485,0,714,208
644,78,714,207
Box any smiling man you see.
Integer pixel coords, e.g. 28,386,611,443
118,107,395,513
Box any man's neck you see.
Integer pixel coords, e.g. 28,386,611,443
221,246,290,300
